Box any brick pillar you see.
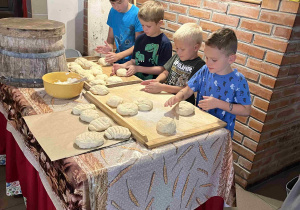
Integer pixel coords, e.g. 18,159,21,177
136,0,300,188
83,0,88,56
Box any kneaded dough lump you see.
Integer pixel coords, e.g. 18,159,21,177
90,85,109,95
89,117,113,131
156,117,176,135
176,101,195,116
116,68,127,77
117,103,138,116
98,57,111,66
106,95,123,108
134,98,153,111
104,126,131,140
80,109,100,123
72,104,96,115
75,132,105,149
107,76,123,85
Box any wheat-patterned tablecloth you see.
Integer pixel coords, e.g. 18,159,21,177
0,83,236,209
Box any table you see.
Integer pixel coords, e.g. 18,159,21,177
0,83,236,209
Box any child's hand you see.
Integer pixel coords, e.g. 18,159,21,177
144,81,162,93
112,63,121,75
94,41,113,54
164,95,181,107
105,52,120,63
198,96,218,111
126,65,137,77
141,79,156,85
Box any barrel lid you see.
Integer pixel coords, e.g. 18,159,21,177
0,18,65,38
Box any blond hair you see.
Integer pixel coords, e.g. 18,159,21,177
138,0,164,23
173,23,203,45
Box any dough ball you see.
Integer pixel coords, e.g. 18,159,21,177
107,76,123,85
156,117,176,135
90,66,103,76
106,96,123,108
96,74,108,81
134,98,153,111
89,79,106,86
117,103,138,116
176,101,195,116
80,109,100,123
116,68,127,77
72,104,96,115
98,57,111,66
104,126,131,140
74,57,88,68
90,85,109,95
88,117,113,131
75,132,105,149
67,62,81,68
69,65,84,73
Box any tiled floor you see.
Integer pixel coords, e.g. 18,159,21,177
0,164,299,210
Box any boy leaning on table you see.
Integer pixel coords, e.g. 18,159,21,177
141,23,205,105
165,28,252,137
112,0,172,80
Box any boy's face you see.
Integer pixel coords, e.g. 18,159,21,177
139,19,162,37
204,45,236,75
174,39,199,61
110,0,129,13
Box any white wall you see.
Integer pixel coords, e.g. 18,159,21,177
47,0,84,53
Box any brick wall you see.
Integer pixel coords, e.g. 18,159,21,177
135,0,300,188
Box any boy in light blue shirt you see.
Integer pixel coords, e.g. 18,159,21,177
165,28,252,137
95,0,143,64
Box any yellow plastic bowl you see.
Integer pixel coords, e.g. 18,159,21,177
42,72,84,99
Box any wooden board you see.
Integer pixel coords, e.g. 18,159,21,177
84,84,227,149
66,56,142,89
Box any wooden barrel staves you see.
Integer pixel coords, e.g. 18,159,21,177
0,18,67,88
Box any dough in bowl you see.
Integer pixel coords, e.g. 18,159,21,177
176,101,195,116
117,103,138,116
107,76,123,85
90,85,109,95
88,117,113,131
156,117,176,135
106,95,123,108
75,132,105,149
104,126,131,140
116,68,127,77
134,98,153,111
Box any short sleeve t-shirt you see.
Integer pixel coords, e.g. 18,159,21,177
107,5,143,63
164,54,205,104
132,33,172,80
188,65,251,136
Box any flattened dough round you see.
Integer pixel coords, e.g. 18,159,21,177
88,117,113,131
107,76,122,85
106,96,123,108
134,98,153,111
117,103,138,116
116,68,127,77
72,104,96,115
156,117,176,135
176,101,195,116
90,85,109,95
75,132,105,149
80,109,100,123
104,126,131,140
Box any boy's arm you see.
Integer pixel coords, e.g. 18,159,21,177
198,96,251,116
164,85,194,107
127,65,165,77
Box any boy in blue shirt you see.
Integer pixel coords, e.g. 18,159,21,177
112,0,172,80
165,28,251,137
95,0,143,64
141,23,205,105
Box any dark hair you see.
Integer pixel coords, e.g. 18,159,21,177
205,28,237,56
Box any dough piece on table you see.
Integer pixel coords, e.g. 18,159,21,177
117,103,138,116
116,68,127,77
107,76,123,85
74,57,88,68
72,104,96,115
90,85,109,95
67,62,81,68
88,117,113,131
75,132,105,149
85,74,96,82
104,126,131,140
98,57,111,66
90,68,103,76
89,79,106,86
156,117,176,135
134,98,153,111
85,61,98,69
80,109,100,123
69,65,84,73
176,101,195,116
106,96,123,108
96,74,108,81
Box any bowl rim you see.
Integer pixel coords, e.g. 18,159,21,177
42,72,83,85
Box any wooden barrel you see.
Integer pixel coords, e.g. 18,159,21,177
0,18,67,88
